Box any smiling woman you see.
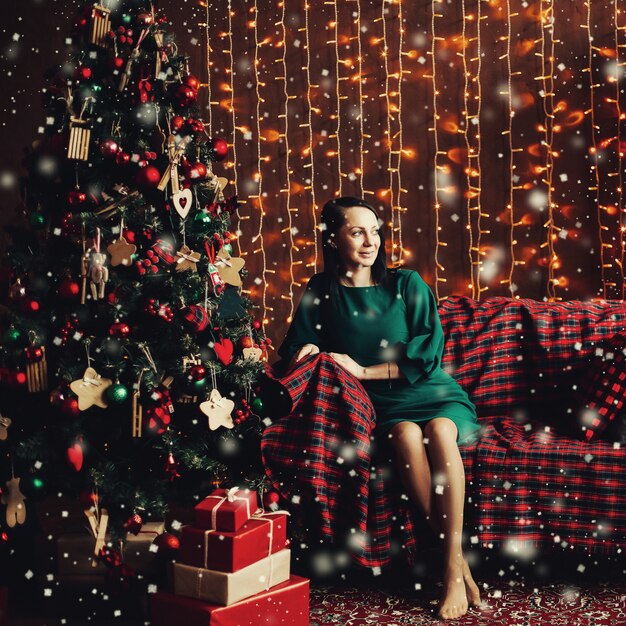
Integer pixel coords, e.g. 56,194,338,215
271,195,482,620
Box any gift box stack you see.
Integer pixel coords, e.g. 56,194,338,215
151,487,310,626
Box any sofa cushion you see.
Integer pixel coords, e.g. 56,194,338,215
575,333,626,441
439,296,626,423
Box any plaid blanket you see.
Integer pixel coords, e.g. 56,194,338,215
261,297,626,571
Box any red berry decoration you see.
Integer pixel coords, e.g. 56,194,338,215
209,137,228,162
111,56,125,70
79,490,98,510
252,320,262,330
153,532,180,555
115,151,130,166
109,321,130,338
124,513,143,535
58,278,80,300
171,83,197,108
100,138,120,158
68,189,87,206
239,336,254,349
183,74,200,91
75,66,92,81
136,165,161,188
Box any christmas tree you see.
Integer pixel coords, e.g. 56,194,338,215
0,0,271,559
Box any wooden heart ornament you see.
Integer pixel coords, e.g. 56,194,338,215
200,388,235,431
172,188,193,219
213,338,234,365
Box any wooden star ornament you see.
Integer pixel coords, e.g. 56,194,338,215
175,244,202,273
70,367,113,410
107,236,137,267
200,388,235,431
215,247,245,287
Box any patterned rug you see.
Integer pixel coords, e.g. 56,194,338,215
309,581,626,625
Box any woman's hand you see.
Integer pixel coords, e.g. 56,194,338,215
288,343,320,371
328,352,364,380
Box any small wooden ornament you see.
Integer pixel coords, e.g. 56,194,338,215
26,346,48,392
179,356,202,404
132,390,143,437
172,188,193,219
175,244,201,273
207,263,225,295
158,135,191,192
215,247,245,287
2,477,26,528
0,414,11,441
90,4,111,47
107,236,137,267
85,507,109,562
242,346,263,361
89,252,109,300
70,367,112,410
67,117,91,161
200,388,235,431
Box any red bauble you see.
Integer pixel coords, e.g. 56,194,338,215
68,189,87,206
100,138,120,158
124,513,143,535
262,490,281,511
75,66,92,81
183,74,200,91
136,165,161,188
171,115,185,132
239,336,254,349
171,83,197,108
189,364,206,381
187,118,205,134
58,278,80,300
115,151,130,166
153,532,180,554
22,299,40,313
252,320,262,330
61,397,80,418
111,56,125,70
209,137,229,162
109,322,130,338
189,162,207,179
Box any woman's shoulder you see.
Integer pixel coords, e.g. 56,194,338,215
392,267,426,286
304,272,329,292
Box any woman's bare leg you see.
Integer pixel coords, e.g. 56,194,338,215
423,417,480,619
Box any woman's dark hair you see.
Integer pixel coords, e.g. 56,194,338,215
320,196,395,297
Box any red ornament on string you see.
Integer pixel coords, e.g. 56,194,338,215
100,138,120,158
209,137,228,162
171,83,197,108
68,189,87,206
124,513,143,535
109,322,130,338
136,165,161,189
115,151,130,166
153,532,180,555
165,453,180,481
171,115,185,133
189,162,207,179
262,490,281,511
183,74,200,91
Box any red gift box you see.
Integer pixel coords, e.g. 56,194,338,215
150,575,309,626
180,512,288,572
195,487,259,532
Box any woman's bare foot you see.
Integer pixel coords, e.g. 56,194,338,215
462,558,481,607
438,563,468,620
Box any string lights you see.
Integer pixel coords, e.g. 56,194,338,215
192,0,626,334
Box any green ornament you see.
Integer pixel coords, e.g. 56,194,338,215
251,397,264,414
193,211,212,226
91,83,102,93
223,243,233,255
29,211,46,229
105,383,130,405
122,13,132,24
20,473,48,501
3,326,23,346
189,377,208,393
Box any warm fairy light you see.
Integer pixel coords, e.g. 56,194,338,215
252,0,269,325
204,1,212,135
395,0,406,266
539,0,559,301
278,0,296,321
355,0,366,199
614,0,625,298
226,1,241,257
301,1,319,271
584,0,606,299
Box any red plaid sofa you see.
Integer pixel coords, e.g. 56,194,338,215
261,296,626,571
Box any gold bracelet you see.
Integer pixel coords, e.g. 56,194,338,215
387,361,392,388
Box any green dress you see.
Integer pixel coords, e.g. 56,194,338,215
277,268,481,446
